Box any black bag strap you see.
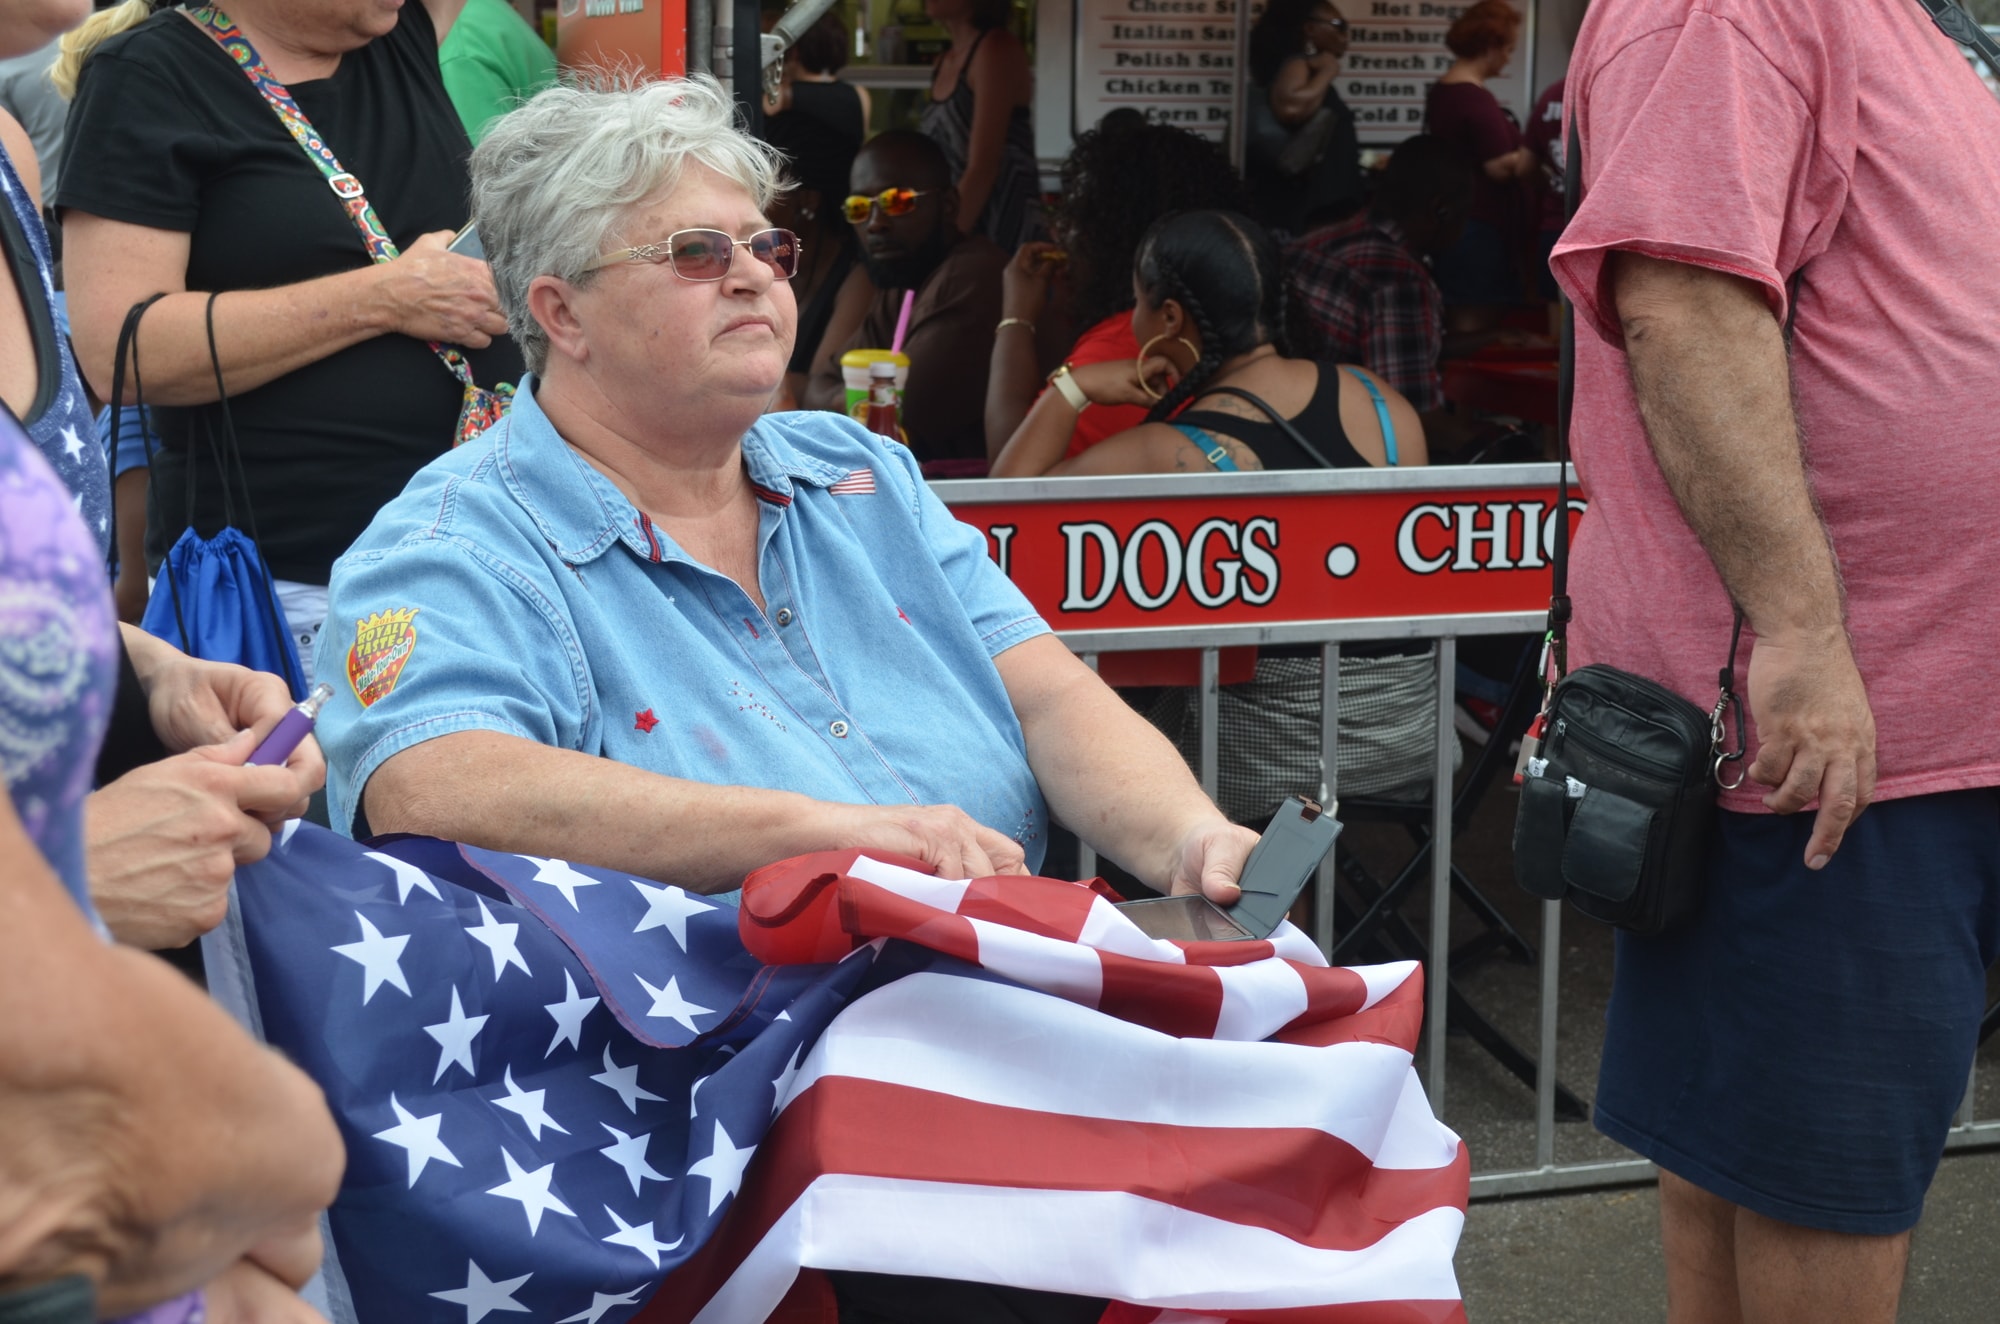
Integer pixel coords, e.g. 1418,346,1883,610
1915,0,2000,77
112,291,303,697
109,293,184,647
1548,114,1746,788
200,291,302,696
1182,384,1341,470
1548,119,1580,682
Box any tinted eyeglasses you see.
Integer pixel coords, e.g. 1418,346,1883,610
585,227,801,281
842,188,933,224
1308,14,1350,33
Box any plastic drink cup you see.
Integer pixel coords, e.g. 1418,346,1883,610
841,349,909,421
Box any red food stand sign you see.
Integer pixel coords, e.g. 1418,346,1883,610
935,466,1583,635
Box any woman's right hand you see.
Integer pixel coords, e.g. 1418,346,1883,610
1069,354,1180,410
1001,241,1067,325
373,232,510,348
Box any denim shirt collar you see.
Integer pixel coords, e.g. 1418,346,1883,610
494,376,852,567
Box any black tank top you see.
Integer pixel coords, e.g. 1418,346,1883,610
1172,362,1371,471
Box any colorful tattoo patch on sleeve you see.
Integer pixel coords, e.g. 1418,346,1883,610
347,608,420,707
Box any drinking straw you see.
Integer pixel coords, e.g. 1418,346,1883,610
889,289,916,354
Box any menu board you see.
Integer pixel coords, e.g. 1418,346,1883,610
1070,0,1530,147
1341,2,1527,144
1071,0,1253,141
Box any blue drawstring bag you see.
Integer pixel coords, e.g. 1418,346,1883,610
140,525,306,697
115,293,306,700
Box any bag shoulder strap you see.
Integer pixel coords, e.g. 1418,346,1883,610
1915,0,2000,77
185,6,482,394
1339,365,1399,466
1554,111,1745,784
1167,422,1241,472
1188,384,1340,470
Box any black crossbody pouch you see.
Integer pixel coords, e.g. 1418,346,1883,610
1509,119,1748,936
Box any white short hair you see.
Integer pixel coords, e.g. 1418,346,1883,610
469,74,786,374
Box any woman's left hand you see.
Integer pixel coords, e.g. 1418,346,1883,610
1164,817,1259,906
1069,355,1179,410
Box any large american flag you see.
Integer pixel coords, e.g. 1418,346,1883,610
219,825,1468,1324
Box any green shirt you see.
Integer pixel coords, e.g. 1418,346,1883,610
438,0,556,144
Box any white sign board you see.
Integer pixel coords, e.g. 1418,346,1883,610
1067,0,1532,148
1343,2,1529,144
1071,0,1249,141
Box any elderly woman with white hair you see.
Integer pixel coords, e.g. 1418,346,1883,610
315,73,1256,1321
315,77,1254,936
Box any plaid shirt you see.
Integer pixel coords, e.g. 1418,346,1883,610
1286,215,1445,412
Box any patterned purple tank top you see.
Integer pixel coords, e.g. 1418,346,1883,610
0,407,118,912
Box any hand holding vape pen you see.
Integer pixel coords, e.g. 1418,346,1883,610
246,683,334,767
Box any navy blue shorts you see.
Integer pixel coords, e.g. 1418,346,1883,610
1594,787,2000,1235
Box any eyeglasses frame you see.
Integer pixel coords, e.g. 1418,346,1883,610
583,226,802,280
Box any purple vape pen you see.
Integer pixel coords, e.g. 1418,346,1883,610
246,682,335,766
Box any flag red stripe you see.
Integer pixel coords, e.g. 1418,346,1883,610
956,874,1101,941
1096,954,1227,1037
639,1076,1466,1323
1277,968,1424,1050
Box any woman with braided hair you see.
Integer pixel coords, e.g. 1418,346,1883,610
990,208,1423,478
991,209,1452,825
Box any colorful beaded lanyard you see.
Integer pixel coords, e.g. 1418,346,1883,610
188,6,513,445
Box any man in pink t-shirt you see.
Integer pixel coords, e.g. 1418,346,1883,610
1552,1,2000,1318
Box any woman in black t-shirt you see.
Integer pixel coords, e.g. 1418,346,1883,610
55,0,523,672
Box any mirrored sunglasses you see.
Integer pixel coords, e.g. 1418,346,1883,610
842,188,932,224
585,227,801,281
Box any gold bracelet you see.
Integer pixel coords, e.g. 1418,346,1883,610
1048,362,1092,413
995,317,1036,336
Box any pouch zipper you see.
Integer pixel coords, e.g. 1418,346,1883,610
1552,715,1687,780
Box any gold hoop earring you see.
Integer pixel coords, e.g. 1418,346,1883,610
1134,334,1200,401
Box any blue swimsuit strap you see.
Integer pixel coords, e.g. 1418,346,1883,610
1169,422,1241,471
1341,366,1398,466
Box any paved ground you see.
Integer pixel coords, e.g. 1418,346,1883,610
1456,1151,2000,1322
1332,726,2000,1322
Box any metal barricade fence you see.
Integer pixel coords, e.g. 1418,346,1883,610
936,464,2000,1197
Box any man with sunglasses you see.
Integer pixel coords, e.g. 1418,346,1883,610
803,130,1006,474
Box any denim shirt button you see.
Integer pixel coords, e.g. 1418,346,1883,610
775,607,794,626
829,719,849,738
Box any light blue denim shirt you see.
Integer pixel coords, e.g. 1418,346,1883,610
314,379,1052,870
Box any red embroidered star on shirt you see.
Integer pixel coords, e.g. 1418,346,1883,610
634,708,660,734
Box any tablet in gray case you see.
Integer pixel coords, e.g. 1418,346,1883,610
1224,797,1343,938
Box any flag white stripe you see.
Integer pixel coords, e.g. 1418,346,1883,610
1077,894,1192,962
776,1177,1463,1309
965,915,1106,1005
1212,956,1310,1042
845,855,970,912
1354,960,1416,1011
685,1194,811,1324
785,973,1448,1161
1376,1066,1467,1171
1267,922,1331,967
